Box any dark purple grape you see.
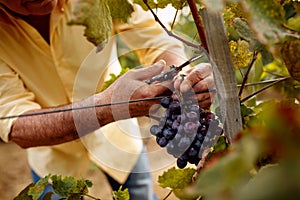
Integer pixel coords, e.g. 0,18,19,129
177,113,186,123
193,139,202,149
186,111,199,121
160,97,171,108
150,125,162,136
166,142,175,154
163,128,176,140
184,121,200,134
169,101,181,113
188,147,198,157
198,125,207,135
177,158,188,169
196,133,205,142
189,157,201,165
166,119,173,127
206,112,215,120
153,91,223,169
171,114,178,120
171,120,180,131
174,131,182,142
157,137,168,147
178,137,191,150
159,117,166,127
188,104,200,112
165,109,171,118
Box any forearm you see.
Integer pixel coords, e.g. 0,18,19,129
10,93,114,148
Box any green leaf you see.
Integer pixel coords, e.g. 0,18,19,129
133,0,170,10
233,17,253,42
240,0,295,49
100,67,131,91
28,174,51,200
112,186,130,200
108,0,134,22
211,135,229,153
236,163,300,200
158,167,199,200
51,175,91,198
158,167,196,189
285,16,300,32
68,0,112,47
14,183,35,200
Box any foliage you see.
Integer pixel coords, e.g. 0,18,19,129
14,174,130,200
112,186,130,200
183,101,300,200
14,0,300,199
68,0,112,48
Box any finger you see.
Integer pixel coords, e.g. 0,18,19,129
180,63,212,93
198,97,213,109
191,76,215,93
130,60,166,80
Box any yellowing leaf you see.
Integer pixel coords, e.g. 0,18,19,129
240,0,298,52
112,186,130,200
68,0,112,47
109,0,134,22
158,167,196,189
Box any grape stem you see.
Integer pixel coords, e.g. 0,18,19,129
142,0,203,51
193,148,210,181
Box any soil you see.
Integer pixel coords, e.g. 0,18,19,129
0,140,178,200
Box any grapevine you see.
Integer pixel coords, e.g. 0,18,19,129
150,90,224,169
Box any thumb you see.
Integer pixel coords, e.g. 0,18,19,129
134,60,166,80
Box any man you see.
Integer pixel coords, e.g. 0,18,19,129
0,0,214,199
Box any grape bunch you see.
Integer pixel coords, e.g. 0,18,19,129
150,92,223,168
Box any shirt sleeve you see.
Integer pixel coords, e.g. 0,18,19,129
0,60,41,142
113,4,185,66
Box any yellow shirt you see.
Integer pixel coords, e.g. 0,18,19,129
0,1,183,182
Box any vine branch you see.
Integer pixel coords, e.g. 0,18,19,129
142,0,202,51
240,77,290,103
186,0,208,51
238,51,258,97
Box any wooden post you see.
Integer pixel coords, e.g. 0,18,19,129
200,8,242,142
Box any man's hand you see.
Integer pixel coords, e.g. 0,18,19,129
173,63,216,109
101,60,172,119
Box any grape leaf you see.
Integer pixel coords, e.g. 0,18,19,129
108,0,134,22
68,0,112,47
239,0,296,50
112,186,130,200
158,167,196,189
285,16,300,32
51,175,92,198
28,174,51,200
236,163,300,199
159,167,199,200
281,39,300,80
133,0,170,10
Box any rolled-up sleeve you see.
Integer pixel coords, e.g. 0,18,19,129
113,4,185,66
0,61,41,142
